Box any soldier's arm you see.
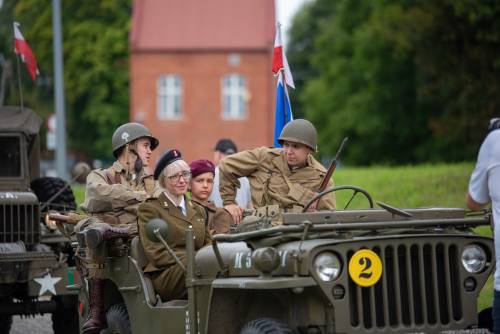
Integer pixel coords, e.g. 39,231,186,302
219,147,263,206
86,171,148,204
289,177,336,211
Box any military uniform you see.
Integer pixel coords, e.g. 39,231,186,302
76,161,156,278
138,192,211,301
219,147,336,211
192,200,233,234
78,122,159,334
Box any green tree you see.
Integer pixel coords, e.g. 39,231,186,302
11,0,131,159
288,0,500,165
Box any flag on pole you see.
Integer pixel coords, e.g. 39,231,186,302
272,22,294,147
13,22,39,81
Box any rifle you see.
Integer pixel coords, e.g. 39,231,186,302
317,137,348,192
47,212,87,225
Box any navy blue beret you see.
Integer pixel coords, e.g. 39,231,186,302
154,149,182,180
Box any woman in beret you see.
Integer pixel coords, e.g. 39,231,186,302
189,159,234,234
137,149,211,301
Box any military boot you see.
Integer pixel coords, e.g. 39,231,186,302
84,226,130,249
82,278,106,333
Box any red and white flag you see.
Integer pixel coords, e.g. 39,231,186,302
272,22,294,89
13,22,39,81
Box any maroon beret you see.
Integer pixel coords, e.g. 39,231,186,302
189,159,215,179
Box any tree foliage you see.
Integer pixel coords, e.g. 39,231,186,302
288,0,500,165
8,0,131,159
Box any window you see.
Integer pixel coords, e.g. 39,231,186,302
157,75,182,119
0,136,21,177
221,74,247,119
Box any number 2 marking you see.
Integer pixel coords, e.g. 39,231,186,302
359,257,372,279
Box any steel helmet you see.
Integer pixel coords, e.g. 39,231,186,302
278,119,317,151
112,123,159,158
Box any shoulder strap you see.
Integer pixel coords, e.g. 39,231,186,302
104,169,114,185
104,167,122,185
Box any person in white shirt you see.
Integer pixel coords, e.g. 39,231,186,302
209,138,252,209
467,119,500,333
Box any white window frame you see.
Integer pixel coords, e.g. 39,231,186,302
157,74,183,120
221,74,247,119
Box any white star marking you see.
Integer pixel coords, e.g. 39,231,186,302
34,273,61,296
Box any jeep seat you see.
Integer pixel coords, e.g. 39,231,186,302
130,236,158,306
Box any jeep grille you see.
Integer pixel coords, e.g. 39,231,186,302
346,241,462,330
0,203,40,244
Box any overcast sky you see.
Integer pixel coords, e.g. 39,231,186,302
276,0,310,46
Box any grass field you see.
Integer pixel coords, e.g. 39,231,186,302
72,162,494,310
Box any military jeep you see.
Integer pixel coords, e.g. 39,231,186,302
76,186,494,334
0,106,81,333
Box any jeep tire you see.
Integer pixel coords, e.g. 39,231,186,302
104,303,131,334
240,317,294,334
31,176,76,211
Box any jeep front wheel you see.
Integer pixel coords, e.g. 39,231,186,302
240,317,293,334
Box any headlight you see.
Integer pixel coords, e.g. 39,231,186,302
313,252,342,282
461,244,487,273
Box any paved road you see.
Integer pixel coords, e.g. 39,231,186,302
11,314,53,334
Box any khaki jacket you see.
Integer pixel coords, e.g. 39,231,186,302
138,192,211,273
192,200,233,234
81,161,156,234
219,147,336,210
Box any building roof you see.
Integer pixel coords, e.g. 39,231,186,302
130,0,275,51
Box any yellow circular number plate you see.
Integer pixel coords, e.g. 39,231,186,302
348,249,383,287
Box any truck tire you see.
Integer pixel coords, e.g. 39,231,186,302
240,318,294,334
52,295,79,334
104,303,131,334
0,315,12,333
31,177,76,212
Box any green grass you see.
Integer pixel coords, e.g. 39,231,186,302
73,185,85,209
333,162,475,209
71,162,494,311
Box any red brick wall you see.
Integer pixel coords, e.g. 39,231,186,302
130,51,274,164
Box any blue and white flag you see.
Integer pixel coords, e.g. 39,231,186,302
272,22,294,147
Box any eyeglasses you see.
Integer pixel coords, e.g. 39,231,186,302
166,171,191,182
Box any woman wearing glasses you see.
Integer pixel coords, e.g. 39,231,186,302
137,149,211,301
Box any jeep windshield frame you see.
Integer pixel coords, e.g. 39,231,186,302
213,213,491,243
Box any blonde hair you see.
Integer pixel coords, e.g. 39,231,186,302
158,159,190,188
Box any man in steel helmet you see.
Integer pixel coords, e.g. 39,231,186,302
219,119,336,224
76,122,159,333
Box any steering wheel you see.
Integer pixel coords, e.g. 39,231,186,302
302,185,374,213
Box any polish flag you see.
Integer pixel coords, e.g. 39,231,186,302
272,22,294,147
272,22,294,89
13,22,39,81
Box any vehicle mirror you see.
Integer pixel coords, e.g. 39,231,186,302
72,162,91,184
145,218,169,242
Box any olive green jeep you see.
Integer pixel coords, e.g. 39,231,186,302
0,106,84,333
75,186,494,334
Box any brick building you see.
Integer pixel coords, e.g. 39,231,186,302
130,0,276,163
